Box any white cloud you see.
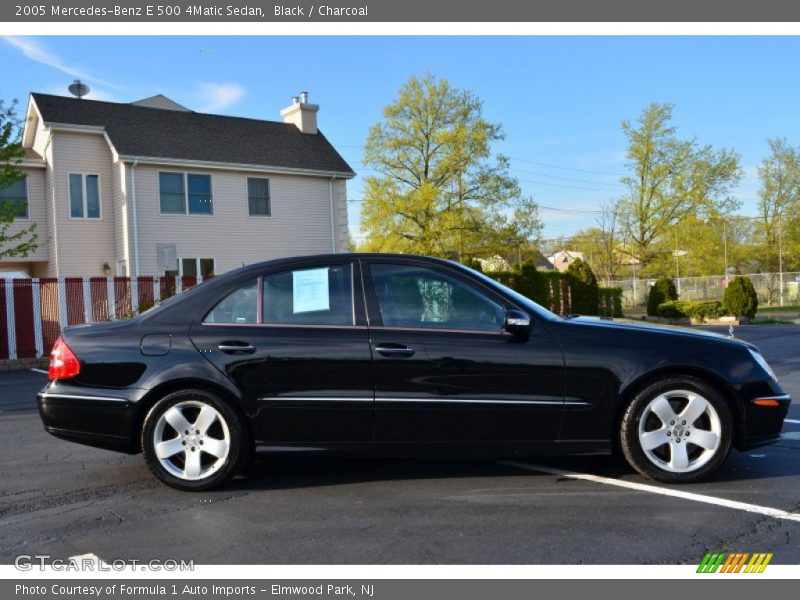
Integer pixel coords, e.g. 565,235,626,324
196,83,246,113
3,36,122,92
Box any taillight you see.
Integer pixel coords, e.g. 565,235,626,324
49,336,81,380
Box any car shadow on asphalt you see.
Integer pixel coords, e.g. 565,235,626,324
219,450,792,493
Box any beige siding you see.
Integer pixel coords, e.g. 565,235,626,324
333,178,350,252
0,167,49,269
50,131,116,276
130,165,346,275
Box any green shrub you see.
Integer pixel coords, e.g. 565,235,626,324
598,287,623,317
656,300,685,318
647,277,678,316
656,300,724,321
515,260,544,303
686,301,724,321
723,276,758,319
566,258,600,315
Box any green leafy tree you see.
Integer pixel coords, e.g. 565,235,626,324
756,138,800,273
647,277,678,316
1,99,37,260
723,276,758,319
619,103,741,267
566,258,599,315
359,74,542,258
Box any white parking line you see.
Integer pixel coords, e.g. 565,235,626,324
785,419,800,425
500,460,800,523
29,368,48,375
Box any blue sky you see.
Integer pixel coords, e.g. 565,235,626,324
3,36,800,241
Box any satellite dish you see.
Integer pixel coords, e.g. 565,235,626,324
68,80,91,99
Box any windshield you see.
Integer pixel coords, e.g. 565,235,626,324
458,264,563,321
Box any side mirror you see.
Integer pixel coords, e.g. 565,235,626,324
505,309,531,337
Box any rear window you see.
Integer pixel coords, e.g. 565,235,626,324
202,279,258,324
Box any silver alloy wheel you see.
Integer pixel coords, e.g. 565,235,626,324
637,390,722,474
152,400,231,481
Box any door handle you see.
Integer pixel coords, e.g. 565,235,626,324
375,344,415,357
218,342,256,355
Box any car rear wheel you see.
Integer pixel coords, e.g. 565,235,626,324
141,389,250,491
620,376,733,483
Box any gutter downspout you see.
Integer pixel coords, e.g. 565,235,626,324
329,174,337,253
131,160,141,277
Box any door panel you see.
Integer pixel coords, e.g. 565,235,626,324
364,260,565,443
190,262,374,443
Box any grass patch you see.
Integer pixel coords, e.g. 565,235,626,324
758,305,800,314
751,317,795,325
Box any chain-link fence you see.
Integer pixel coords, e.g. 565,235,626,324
608,272,800,308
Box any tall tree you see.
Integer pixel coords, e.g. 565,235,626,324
756,137,800,272
359,74,541,258
619,102,741,267
593,198,623,282
1,99,37,260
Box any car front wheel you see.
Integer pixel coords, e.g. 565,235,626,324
141,389,250,491
620,377,733,483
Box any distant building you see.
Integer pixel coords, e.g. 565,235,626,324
547,249,584,272
478,250,553,273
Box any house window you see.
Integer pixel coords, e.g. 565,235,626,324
247,177,270,216
170,257,215,279
159,172,212,215
68,174,101,219
0,176,28,219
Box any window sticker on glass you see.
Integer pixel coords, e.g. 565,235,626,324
292,268,330,313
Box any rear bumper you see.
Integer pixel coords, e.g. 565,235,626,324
37,384,141,454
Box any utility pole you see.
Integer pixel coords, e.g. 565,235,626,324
723,220,728,283
675,227,681,296
779,213,784,307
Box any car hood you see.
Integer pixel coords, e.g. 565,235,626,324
565,316,754,349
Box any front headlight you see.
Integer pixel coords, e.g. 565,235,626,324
749,348,777,381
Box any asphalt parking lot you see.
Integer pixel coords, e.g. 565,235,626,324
1,325,798,565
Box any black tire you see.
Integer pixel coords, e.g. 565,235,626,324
141,389,251,491
619,376,733,483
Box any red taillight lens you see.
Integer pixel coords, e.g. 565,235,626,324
49,336,80,380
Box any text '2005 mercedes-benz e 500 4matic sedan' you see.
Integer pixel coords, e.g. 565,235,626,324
37,254,790,490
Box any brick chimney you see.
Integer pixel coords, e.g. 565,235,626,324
280,91,319,134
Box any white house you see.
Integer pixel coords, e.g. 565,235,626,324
1,91,354,278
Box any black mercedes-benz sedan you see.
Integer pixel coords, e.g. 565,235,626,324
37,254,789,490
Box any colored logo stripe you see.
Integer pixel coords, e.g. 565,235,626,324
697,552,772,573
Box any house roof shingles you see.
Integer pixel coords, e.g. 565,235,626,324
31,93,354,176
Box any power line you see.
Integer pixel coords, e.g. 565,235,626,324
337,149,760,192
509,167,626,189
506,156,627,177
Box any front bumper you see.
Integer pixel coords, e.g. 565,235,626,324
37,382,142,454
736,380,791,449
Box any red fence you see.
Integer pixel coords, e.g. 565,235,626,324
0,276,198,360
